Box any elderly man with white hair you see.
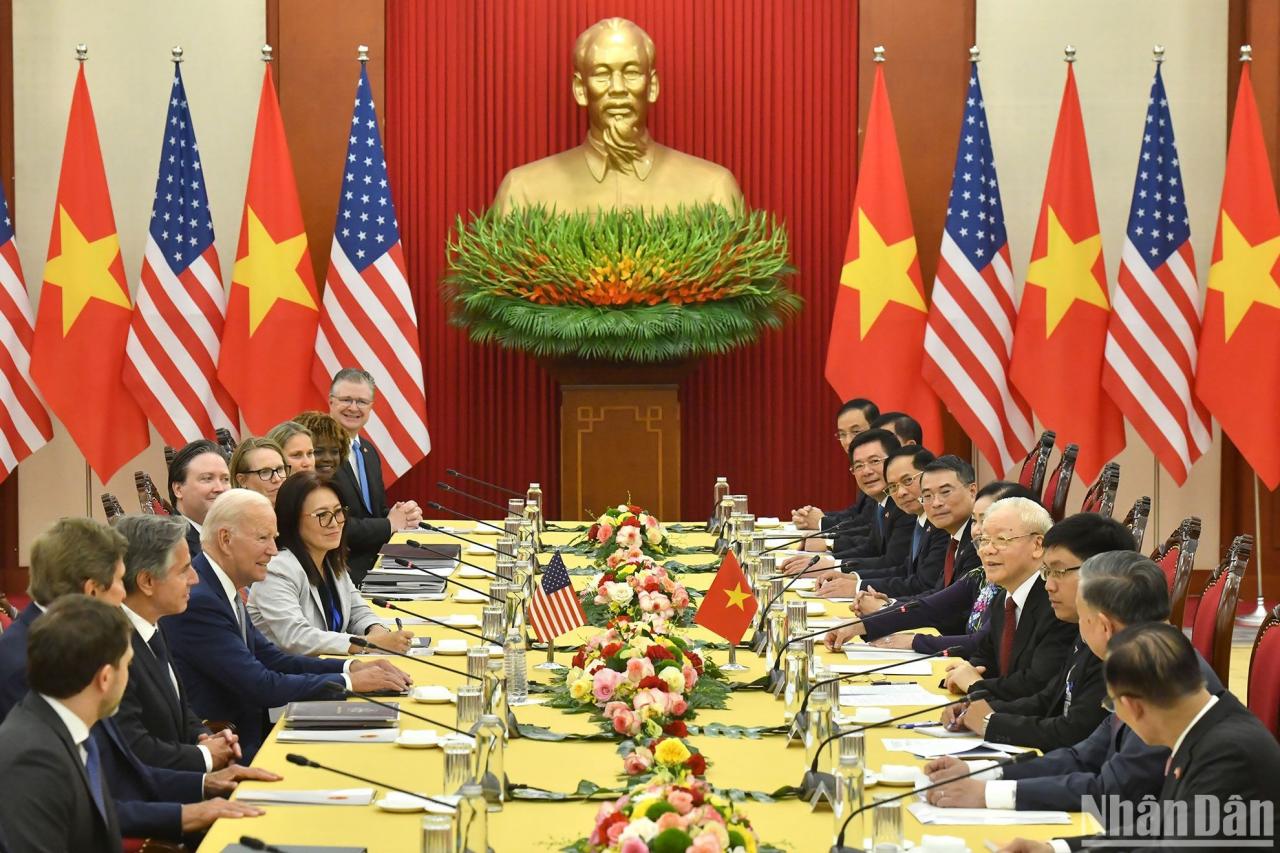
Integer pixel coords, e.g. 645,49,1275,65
165,489,410,761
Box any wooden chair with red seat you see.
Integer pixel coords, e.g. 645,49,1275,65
215,427,236,459
1190,534,1251,686
1153,517,1202,629
1041,443,1078,522
101,492,126,522
1078,461,1120,516
1247,604,1280,738
134,471,174,516
1017,430,1056,495
1120,495,1152,550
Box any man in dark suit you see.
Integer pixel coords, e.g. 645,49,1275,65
165,489,411,760
791,397,880,532
111,514,240,772
0,517,128,718
924,552,1226,820
166,439,231,559
941,496,1076,701
998,623,1280,853
327,367,422,583
0,596,129,852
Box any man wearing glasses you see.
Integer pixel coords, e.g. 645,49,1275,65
791,397,880,532
941,513,1138,751
328,367,423,583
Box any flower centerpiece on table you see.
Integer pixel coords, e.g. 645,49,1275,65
619,736,708,784
567,776,765,853
584,555,692,633
552,622,728,739
587,503,672,563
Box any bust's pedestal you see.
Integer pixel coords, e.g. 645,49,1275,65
543,360,690,521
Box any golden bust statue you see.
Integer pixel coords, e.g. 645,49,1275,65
493,17,744,214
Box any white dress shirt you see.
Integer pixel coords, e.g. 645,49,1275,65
40,693,91,765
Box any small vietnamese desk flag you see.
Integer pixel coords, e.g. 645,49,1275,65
694,550,758,645
30,62,148,482
217,61,322,433
1196,55,1280,489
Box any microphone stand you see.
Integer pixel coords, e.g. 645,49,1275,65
285,752,458,811
426,500,507,534
391,555,502,598
404,540,507,580
438,481,512,516
445,468,523,498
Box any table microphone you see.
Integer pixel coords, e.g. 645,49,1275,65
768,599,924,675
437,481,511,515
326,681,476,737
446,468,524,498
238,837,286,853
830,750,1037,852
792,642,961,729
425,500,507,533
759,514,867,555
285,752,457,811
390,556,501,599
752,555,823,640
796,689,991,800
404,539,506,578
370,598,502,645
347,635,481,681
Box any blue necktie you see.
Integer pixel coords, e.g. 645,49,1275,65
910,523,925,561
83,734,107,820
353,438,372,512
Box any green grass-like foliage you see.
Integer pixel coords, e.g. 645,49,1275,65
445,204,801,362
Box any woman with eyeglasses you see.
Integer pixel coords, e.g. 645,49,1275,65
229,437,288,505
247,471,413,656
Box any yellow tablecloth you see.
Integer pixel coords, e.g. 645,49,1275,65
197,524,1099,852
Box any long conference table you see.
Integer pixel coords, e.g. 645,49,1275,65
197,523,1100,852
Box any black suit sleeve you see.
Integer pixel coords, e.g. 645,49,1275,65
114,680,207,772
870,530,949,598
985,654,1108,751
841,508,915,572
972,603,1077,701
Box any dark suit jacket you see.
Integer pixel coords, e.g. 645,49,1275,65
837,499,915,570
115,624,212,771
861,520,980,598
183,517,203,558
331,437,391,584
0,602,40,719
0,693,123,853
164,553,346,760
985,638,1107,751
970,575,1077,701
92,717,204,841
820,494,867,531
1005,655,1224,813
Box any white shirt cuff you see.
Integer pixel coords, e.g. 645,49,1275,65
342,674,353,690
984,779,1017,809
197,744,213,772
342,659,354,673
823,538,834,548
1050,840,1072,853
964,760,1003,781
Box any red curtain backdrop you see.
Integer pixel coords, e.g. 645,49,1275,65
385,0,860,519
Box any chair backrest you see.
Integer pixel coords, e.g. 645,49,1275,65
215,427,236,460
1042,443,1078,522
1190,534,1251,685
133,471,173,516
100,493,126,522
1120,495,1152,551
1079,461,1121,516
162,445,176,467
1248,605,1280,738
1154,517,1202,629
1018,430,1055,494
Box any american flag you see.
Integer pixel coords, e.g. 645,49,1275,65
1102,63,1211,484
923,60,1033,474
123,64,237,446
313,66,429,483
528,551,585,643
0,185,53,481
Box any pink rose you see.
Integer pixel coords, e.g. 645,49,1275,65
627,546,644,561
671,586,690,609
597,522,615,543
593,668,622,702
616,527,643,550
656,811,686,832
632,688,663,710
606,819,628,844
626,657,654,684
620,839,649,853
602,700,627,717
682,664,698,691
645,514,659,529
667,696,688,716
611,707,638,735
623,750,653,776
606,552,623,569
667,789,695,814
698,804,726,825
689,832,721,853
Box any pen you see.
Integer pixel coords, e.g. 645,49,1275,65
897,721,937,729
395,617,404,632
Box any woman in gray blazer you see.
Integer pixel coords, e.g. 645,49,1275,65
248,471,414,656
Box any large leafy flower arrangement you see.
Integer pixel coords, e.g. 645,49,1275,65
446,205,800,363
588,504,671,563
552,622,729,739
583,556,692,633
568,777,764,853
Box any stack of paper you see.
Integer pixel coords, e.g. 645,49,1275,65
843,645,920,660
237,788,376,806
829,659,934,676
881,737,1033,759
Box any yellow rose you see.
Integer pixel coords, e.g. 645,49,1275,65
654,738,691,766
659,667,685,693
728,823,757,853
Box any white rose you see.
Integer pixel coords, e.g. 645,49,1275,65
620,817,660,843
659,667,685,692
606,582,634,605
617,504,629,513
645,527,663,546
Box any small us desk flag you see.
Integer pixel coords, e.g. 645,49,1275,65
529,551,586,642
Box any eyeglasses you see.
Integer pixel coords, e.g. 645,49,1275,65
974,532,1037,551
886,472,920,495
1039,564,1081,582
920,485,958,503
247,466,287,482
835,427,866,442
1101,693,1134,713
309,507,347,528
331,395,373,409
850,456,885,474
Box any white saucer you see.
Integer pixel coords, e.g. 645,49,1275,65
375,791,458,813
409,685,455,704
469,526,500,536
433,639,469,655
466,545,490,556
457,566,491,579
395,729,441,748
877,764,925,787
442,614,482,628
453,590,489,603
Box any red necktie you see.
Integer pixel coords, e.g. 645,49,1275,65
998,595,1018,676
943,539,958,586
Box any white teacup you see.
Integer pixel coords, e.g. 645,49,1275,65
920,834,967,852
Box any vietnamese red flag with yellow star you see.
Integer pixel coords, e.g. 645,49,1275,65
824,64,941,445
217,64,321,433
1196,62,1280,487
1009,62,1124,481
693,550,758,644
30,64,148,482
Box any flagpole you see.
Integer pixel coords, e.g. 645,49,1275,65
75,43,92,519
1237,472,1269,627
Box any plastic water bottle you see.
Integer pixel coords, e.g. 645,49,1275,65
504,627,528,704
